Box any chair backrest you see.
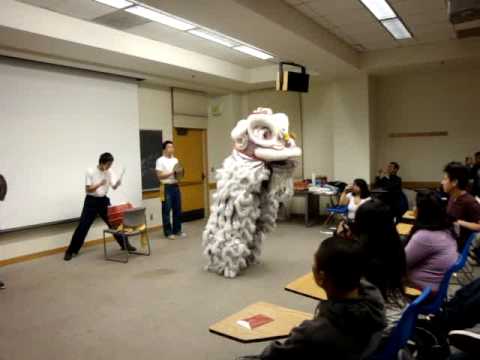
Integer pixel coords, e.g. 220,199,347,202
453,232,478,271
374,287,432,360
122,207,146,228
419,232,477,315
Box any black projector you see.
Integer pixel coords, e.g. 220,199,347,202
276,62,310,93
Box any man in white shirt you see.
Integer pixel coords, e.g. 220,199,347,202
156,141,185,239
64,153,136,261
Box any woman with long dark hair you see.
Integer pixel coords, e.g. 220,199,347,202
339,178,371,221
337,198,407,332
405,190,458,291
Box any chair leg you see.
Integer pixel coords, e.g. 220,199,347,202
123,234,129,263
103,231,107,260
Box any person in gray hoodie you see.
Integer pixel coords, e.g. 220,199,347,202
238,236,386,360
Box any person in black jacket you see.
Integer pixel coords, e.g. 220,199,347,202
238,236,386,360
470,152,480,197
374,162,404,219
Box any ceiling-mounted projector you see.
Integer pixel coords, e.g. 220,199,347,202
276,62,309,93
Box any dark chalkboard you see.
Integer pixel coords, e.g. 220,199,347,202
139,130,163,190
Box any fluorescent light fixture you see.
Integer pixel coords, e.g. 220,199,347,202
233,45,273,60
188,29,236,47
359,0,396,20
381,18,412,39
126,5,195,31
94,0,133,9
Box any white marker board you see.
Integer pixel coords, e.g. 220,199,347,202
0,58,142,231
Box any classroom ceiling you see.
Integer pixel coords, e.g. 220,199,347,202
17,0,271,68
5,0,480,94
285,0,455,51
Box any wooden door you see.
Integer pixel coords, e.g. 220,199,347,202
173,128,207,221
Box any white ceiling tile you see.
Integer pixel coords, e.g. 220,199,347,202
306,0,364,14
127,23,266,68
18,0,116,20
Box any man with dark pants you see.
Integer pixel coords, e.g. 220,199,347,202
156,141,185,240
64,153,136,261
374,161,404,220
0,174,7,289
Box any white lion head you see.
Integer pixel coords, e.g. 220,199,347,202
230,107,302,161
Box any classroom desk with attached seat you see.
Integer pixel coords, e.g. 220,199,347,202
209,302,312,343
397,223,413,236
285,273,421,301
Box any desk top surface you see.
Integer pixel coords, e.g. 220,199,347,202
403,210,416,220
209,301,312,343
397,223,413,236
286,272,421,300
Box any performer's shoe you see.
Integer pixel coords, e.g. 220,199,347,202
176,232,187,238
167,235,176,240
64,252,73,261
0,281,5,289
121,243,137,252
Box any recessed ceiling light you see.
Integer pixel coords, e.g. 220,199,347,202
188,29,236,47
359,0,396,20
94,0,133,9
381,18,412,39
126,5,195,31
233,46,273,60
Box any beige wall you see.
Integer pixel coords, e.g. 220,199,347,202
373,67,480,182
138,85,173,227
302,75,372,184
207,94,242,182
333,74,371,183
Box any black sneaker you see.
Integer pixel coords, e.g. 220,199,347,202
0,281,5,289
121,244,137,252
449,327,480,355
64,252,73,261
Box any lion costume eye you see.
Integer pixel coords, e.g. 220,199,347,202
252,126,272,140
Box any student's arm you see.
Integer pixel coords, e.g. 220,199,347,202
259,320,314,359
456,220,480,232
156,170,174,180
85,180,106,193
457,201,480,232
85,171,106,193
339,189,351,206
404,232,433,269
156,160,173,180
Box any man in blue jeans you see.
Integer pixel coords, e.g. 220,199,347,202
156,141,185,240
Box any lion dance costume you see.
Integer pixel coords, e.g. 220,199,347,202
202,108,301,278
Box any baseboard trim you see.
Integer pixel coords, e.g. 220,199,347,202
0,225,162,267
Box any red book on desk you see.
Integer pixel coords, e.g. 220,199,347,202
237,314,274,330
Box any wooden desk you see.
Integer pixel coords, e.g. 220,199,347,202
397,223,413,236
285,272,327,301
293,190,320,227
402,210,416,221
285,273,421,300
293,190,338,227
209,302,311,343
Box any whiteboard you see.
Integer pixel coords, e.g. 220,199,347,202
0,58,142,231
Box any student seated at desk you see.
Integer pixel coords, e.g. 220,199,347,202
404,190,458,292
339,178,371,221
238,236,386,360
338,199,408,333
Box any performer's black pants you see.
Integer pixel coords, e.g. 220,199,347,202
162,184,182,237
67,195,125,254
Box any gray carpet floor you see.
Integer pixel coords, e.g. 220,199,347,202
0,219,327,360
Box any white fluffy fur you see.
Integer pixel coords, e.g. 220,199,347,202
202,150,295,278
